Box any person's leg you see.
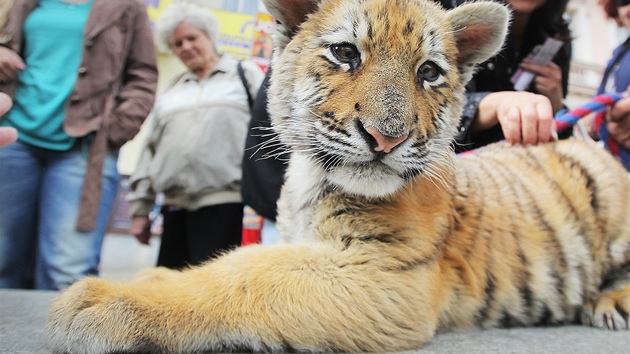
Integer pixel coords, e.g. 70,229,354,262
0,142,43,289
35,144,119,290
89,149,120,274
187,203,243,266
261,218,281,245
156,207,189,269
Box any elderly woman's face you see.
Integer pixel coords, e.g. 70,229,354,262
170,22,216,72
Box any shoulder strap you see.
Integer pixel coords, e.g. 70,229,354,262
237,60,254,111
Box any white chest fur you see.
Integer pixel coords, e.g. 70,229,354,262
276,153,327,244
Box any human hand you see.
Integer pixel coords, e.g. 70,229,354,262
0,46,25,83
520,60,564,113
129,215,152,245
0,127,16,147
606,96,630,150
0,93,17,147
474,91,555,145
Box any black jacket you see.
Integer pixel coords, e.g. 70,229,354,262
241,69,288,221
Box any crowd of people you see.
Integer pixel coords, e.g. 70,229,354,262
0,0,629,290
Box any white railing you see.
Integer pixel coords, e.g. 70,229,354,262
566,60,605,107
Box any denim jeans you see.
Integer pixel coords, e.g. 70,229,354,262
261,218,280,245
0,140,119,290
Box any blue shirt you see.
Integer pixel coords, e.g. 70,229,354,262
597,36,630,95
2,0,93,150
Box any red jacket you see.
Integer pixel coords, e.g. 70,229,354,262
0,0,158,230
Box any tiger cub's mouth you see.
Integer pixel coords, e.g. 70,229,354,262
325,159,407,198
319,131,418,198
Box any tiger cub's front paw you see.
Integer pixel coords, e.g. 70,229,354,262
46,277,149,353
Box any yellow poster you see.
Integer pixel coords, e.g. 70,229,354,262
144,0,173,30
214,10,256,60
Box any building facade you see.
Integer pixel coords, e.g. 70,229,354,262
567,0,629,106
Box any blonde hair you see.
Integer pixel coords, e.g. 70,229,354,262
0,0,12,29
155,2,220,53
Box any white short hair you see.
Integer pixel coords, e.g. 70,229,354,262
155,2,220,53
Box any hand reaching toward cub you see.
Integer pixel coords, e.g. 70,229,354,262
473,91,556,146
470,58,565,147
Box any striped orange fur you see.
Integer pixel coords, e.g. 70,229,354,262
46,1,630,352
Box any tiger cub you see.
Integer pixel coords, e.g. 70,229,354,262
47,0,630,353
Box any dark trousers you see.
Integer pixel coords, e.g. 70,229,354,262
157,203,243,269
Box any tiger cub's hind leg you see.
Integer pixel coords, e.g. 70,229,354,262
582,267,630,330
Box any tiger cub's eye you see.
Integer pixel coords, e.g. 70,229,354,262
418,61,441,82
331,43,359,63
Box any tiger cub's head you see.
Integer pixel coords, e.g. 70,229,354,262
263,0,509,197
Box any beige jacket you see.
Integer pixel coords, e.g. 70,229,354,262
127,55,264,216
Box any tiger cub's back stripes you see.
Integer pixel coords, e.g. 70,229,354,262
440,140,630,328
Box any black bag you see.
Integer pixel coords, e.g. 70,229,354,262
237,61,254,111
240,68,289,221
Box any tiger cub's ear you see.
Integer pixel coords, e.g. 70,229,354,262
262,0,322,36
447,1,510,85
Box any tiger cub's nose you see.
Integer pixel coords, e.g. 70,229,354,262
364,127,409,154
